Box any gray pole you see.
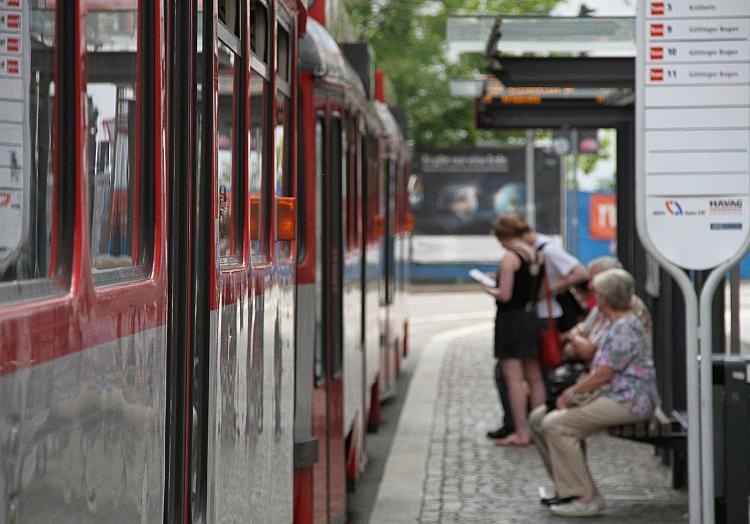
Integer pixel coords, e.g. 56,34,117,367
560,149,567,241
525,129,536,229
730,266,740,355
699,257,750,523
635,129,702,524
570,129,579,256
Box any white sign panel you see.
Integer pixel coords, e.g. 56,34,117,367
0,0,27,269
638,0,750,270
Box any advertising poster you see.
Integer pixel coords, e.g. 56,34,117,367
589,193,616,240
410,148,526,236
409,147,562,267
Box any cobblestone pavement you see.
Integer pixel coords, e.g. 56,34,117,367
417,323,689,524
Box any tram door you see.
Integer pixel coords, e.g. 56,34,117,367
312,113,347,522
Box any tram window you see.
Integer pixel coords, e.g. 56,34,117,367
314,118,325,386
250,1,268,63
274,97,291,198
0,3,61,297
217,41,242,265
296,90,306,263
249,69,268,259
358,135,367,247
275,93,292,259
349,124,360,249
340,118,348,254
86,3,153,279
219,0,240,36
276,25,290,83
330,117,343,378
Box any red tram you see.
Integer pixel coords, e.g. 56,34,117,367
293,17,411,523
0,1,409,523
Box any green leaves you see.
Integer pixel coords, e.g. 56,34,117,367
344,0,557,148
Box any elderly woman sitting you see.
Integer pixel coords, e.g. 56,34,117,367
538,268,660,518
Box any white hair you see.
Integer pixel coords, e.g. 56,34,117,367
592,268,634,311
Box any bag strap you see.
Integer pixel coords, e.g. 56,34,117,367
542,271,556,330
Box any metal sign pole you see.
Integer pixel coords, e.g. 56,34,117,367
699,255,750,523
525,129,536,229
637,0,750,520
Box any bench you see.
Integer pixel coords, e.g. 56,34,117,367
607,407,687,446
608,408,688,488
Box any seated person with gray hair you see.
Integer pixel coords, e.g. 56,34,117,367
529,258,652,465
531,268,660,518
560,256,651,364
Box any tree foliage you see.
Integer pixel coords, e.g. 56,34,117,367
345,0,558,148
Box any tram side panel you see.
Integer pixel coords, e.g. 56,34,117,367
200,0,297,522
0,2,168,522
394,156,411,359
364,134,385,424
342,113,365,481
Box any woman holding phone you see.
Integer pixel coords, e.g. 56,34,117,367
482,215,545,446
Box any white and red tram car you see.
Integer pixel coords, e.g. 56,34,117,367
0,1,409,523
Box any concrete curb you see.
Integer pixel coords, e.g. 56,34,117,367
368,322,494,524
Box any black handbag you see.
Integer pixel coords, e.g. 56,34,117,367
546,360,587,410
555,290,586,332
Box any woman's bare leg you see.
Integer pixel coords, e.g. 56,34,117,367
523,358,546,410
498,358,531,444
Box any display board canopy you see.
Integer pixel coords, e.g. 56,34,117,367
446,16,635,60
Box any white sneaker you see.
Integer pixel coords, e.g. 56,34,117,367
549,497,606,517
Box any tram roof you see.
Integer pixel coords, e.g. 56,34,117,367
374,101,404,143
300,19,366,97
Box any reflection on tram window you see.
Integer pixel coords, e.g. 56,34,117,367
249,69,267,258
275,94,291,259
0,5,56,286
274,95,288,197
250,0,268,63
218,41,240,264
86,4,142,272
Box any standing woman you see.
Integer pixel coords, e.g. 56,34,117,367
484,216,546,446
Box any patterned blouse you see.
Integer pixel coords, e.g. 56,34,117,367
580,296,652,349
592,313,660,419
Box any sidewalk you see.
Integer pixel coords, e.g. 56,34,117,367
369,319,688,524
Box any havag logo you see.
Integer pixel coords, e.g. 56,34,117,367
665,200,683,215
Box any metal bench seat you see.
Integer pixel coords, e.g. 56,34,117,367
607,407,688,447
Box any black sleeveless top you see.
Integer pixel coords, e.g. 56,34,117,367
496,249,540,313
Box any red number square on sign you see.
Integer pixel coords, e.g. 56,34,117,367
651,2,665,15
650,68,664,82
7,0,21,8
650,24,664,37
7,59,19,75
650,47,664,60
5,37,20,53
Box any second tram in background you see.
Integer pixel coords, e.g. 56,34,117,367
0,0,409,522
294,13,412,523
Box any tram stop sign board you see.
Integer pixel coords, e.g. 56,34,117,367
637,0,750,270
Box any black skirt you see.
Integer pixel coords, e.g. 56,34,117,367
494,308,540,359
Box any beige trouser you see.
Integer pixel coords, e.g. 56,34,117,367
537,396,642,498
528,404,553,478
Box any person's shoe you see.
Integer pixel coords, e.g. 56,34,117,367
549,497,605,517
485,426,512,439
540,495,575,507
